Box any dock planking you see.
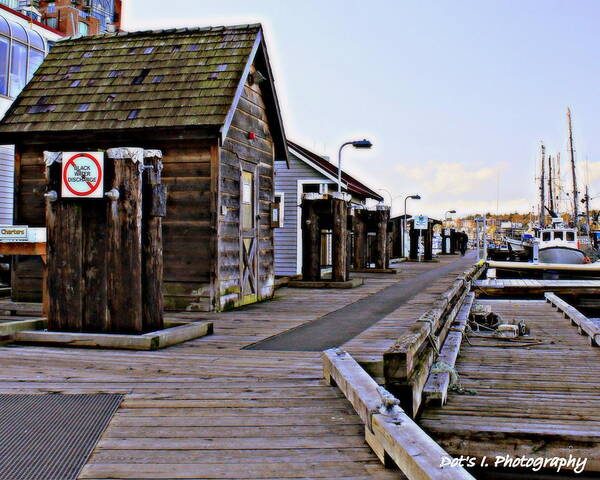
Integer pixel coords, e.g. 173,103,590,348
419,299,600,472
1,262,478,479
474,278,600,296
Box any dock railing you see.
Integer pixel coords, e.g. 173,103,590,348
382,262,484,417
545,292,600,347
323,348,475,480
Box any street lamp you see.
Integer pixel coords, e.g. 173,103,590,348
377,188,393,209
445,209,456,219
338,139,372,193
401,194,421,257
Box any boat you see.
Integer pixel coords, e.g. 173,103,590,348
523,226,587,264
505,236,526,253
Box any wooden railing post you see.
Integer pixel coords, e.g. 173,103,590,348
331,195,349,282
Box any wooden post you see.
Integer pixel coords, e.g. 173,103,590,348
46,157,84,332
375,206,390,269
353,210,366,269
331,196,349,282
142,154,166,332
106,149,144,334
424,222,433,261
301,198,321,281
409,224,418,260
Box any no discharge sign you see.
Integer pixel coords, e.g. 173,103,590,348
61,152,104,198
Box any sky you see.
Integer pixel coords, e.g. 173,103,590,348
122,0,600,218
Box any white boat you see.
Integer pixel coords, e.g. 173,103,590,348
505,236,526,253
532,227,586,264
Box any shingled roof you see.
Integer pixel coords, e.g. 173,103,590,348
0,23,287,157
288,140,384,202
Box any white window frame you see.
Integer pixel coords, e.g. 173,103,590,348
274,191,285,228
295,179,334,274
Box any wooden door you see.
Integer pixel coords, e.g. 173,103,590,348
240,168,258,300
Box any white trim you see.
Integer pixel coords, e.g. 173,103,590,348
288,144,348,190
274,190,284,227
295,179,332,274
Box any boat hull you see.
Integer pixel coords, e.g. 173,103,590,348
505,238,525,252
539,246,586,265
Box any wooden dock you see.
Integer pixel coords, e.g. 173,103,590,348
419,299,600,471
2,261,463,480
474,278,600,296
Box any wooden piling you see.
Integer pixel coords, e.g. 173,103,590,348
106,151,144,334
142,154,166,332
375,207,390,269
301,198,321,282
332,197,349,282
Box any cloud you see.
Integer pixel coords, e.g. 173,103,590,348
394,161,502,196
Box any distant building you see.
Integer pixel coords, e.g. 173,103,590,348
0,3,62,224
274,141,383,276
1,0,122,36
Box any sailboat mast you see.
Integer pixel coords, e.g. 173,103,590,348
567,107,578,226
555,152,561,213
585,184,591,235
539,143,546,226
548,154,554,213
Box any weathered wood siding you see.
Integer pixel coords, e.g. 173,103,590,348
12,146,45,301
219,66,275,310
11,142,216,309
161,142,214,312
0,145,14,226
273,151,328,276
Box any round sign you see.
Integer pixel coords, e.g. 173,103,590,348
62,153,103,197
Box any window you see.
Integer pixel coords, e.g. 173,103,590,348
542,232,551,242
554,231,563,240
566,231,575,242
9,41,27,97
46,17,58,30
302,184,320,194
0,36,8,96
272,193,284,228
0,14,48,99
132,68,150,85
78,22,88,36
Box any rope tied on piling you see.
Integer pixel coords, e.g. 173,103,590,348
420,317,440,355
376,386,404,423
430,361,477,396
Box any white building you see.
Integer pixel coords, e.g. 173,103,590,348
0,3,62,224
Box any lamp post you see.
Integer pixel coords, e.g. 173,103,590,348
338,139,372,193
402,194,421,258
377,188,393,210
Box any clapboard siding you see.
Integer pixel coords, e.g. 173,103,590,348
273,152,330,276
218,65,275,310
0,145,14,226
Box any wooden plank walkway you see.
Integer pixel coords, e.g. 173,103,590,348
420,299,600,472
343,255,476,376
2,261,473,479
474,278,600,296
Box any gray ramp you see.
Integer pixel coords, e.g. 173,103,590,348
248,253,475,351
0,393,123,480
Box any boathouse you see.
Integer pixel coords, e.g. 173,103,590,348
274,140,383,276
0,24,288,312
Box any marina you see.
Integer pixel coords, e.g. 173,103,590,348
0,2,598,480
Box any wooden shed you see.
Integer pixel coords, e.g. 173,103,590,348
0,24,288,312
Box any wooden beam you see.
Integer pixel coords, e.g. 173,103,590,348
545,292,600,347
423,293,475,405
331,198,349,282
323,348,475,480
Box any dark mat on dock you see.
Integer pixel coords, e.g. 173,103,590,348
247,252,476,351
0,393,123,480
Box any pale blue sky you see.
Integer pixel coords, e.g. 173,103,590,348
123,0,600,217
